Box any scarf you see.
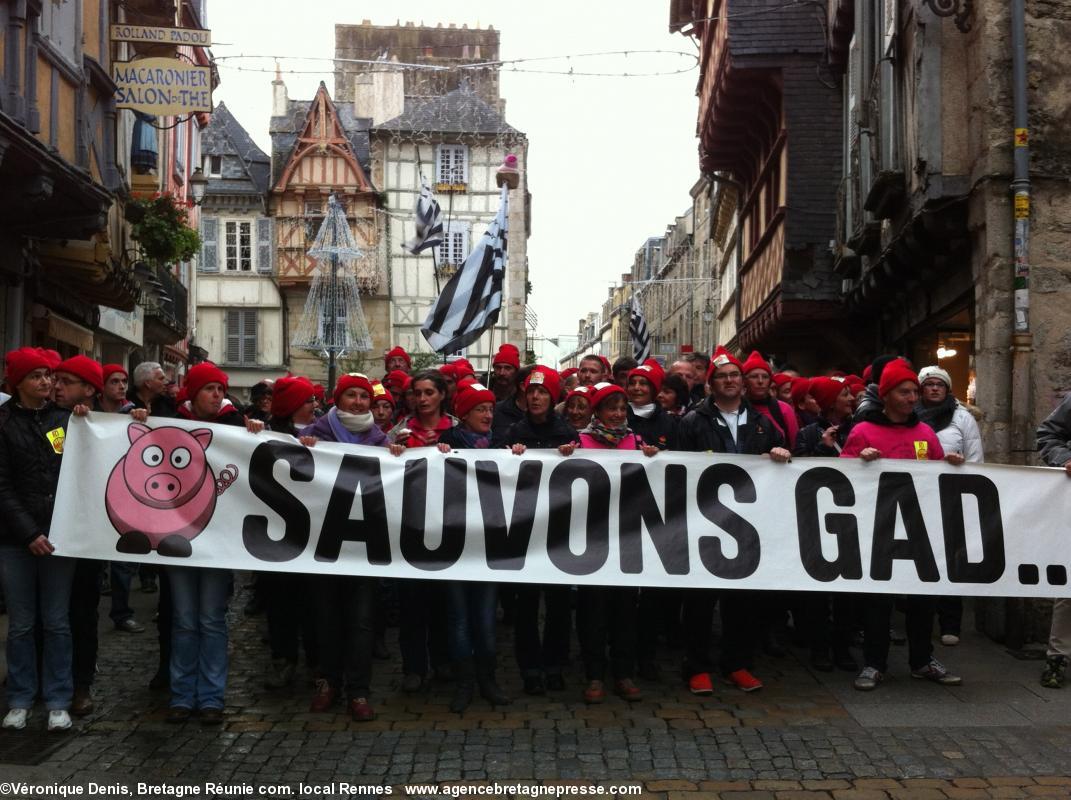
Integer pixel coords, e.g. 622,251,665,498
916,394,958,433
398,414,453,447
452,427,490,449
337,409,374,433
630,403,656,419
581,418,632,448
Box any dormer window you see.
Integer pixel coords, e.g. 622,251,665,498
206,155,222,178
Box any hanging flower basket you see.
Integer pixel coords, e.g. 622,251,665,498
129,194,202,267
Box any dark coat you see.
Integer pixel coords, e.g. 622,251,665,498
0,400,72,546
677,396,785,455
627,404,679,450
794,416,856,457
505,412,576,449
491,398,526,446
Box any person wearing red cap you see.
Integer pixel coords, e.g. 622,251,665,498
789,377,820,430
370,381,395,433
435,382,510,712
491,365,533,446
491,344,521,402
0,348,78,732
559,367,580,396
99,365,134,414
297,372,389,722
557,382,656,704
52,356,102,413
563,384,593,430
450,358,476,381
577,355,606,388
840,359,964,692
505,365,575,695
678,345,792,696
772,373,794,403
383,346,412,374
741,351,799,451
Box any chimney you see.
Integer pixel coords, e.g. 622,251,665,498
271,61,288,117
354,56,404,126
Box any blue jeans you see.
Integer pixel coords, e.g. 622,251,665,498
445,581,498,662
0,545,76,710
109,560,138,625
167,566,231,710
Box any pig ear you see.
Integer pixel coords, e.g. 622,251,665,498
128,423,152,445
191,428,213,451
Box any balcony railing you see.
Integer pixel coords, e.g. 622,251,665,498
144,264,188,340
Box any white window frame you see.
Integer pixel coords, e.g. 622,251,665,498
436,144,469,185
443,220,470,266
223,219,255,272
38,0,81,70
206,154,223,178
174,118,187,176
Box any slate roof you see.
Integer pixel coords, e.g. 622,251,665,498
202,102,271,197
376,85,520,136
269,83,373,189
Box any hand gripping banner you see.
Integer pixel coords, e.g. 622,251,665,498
50,413,1071,597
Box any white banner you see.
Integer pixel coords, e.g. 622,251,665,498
49,413,1071,597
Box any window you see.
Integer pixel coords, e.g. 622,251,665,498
443,221,470,266
224,221,253,271
225,309,257,365
305,199,323,217
318,302,350,348
206,155,222,177
38,0,81,68
436,144,469,185
174,119,187,175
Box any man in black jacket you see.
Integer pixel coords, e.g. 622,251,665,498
677,347,791,696
491,365,533,447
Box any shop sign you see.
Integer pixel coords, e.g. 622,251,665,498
110,25,212,47
113,58,212,115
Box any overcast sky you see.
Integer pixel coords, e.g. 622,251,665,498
209,0,700,360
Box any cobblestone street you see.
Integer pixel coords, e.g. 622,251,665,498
2,579,1071,797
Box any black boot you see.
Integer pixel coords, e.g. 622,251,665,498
476,656,510,707
449,659,475,714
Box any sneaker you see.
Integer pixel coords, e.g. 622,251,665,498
47,710,72,731
583,680,605,704
726,669,763,692
614,678,643,702
349,697,375,722
114,618,145,633
940,633,960,646
688,672,714,696
1041,655,1067,689
854,666,884,691
911,657,962,686
309,679,337,712
2,708,29,730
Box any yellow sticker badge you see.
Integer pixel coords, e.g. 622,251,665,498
913,440,928,460
45,427,65,454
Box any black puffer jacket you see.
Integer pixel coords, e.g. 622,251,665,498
505,412,576,449
677,396,785,455
0,400,72,546
627,404,679,450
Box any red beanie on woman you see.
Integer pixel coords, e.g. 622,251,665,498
523,365,560,401
333,373,375,405
271,375,315,419
4,347,52,389
453,382,496,420
878,359,919,398
185,362,229,399
809,376,849,412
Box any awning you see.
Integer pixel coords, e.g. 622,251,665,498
35,239,140,312
36,309,95,352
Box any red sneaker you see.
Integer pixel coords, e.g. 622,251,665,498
309,679,337,712
614,678,643,702
349,697,376,722
688,672,714,696
726,669,763,692
583,680,605,704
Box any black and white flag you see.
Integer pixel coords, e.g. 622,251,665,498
404,177,444,255
421,184,509,354
630,296,651,362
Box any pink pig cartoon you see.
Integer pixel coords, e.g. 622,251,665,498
105,423,238,558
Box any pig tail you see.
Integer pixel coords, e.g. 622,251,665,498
215,465,239,496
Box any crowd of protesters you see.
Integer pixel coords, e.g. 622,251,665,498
1,339,1069,733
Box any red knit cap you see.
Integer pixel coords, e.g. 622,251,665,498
523,365,560,401
560,367,579,381
597,356,612,375
334,372,375,405
185,362,229,399
384,370,411,394
383,346,411,370
451,358,476,379
790,377,813,406
772,372,793,387
590,381,627,410
39,349,62,370
878,359,919,398
102,363,128,382
809,376,849,412
4,347,52,389
371,380,395,407
453,381,496,420
627,363,663,395
566,384,593,404
439,363,457,380
862,365,873,383
741,350,773,376
493,344,521,369
312,383,325,401
271,375,315,419
55,355,104,392
706,346,743,382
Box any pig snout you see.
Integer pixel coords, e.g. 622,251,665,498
144,473,182,502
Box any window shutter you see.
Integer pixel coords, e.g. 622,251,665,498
242,310,258,365
199,215,218,272
256,217,273,273
225,309,241,363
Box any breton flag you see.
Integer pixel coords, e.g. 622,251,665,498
630,296,652,362
404,177,444,255
421,184,509,354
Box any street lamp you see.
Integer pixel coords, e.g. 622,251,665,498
188,167,208,206
701,300,714,324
